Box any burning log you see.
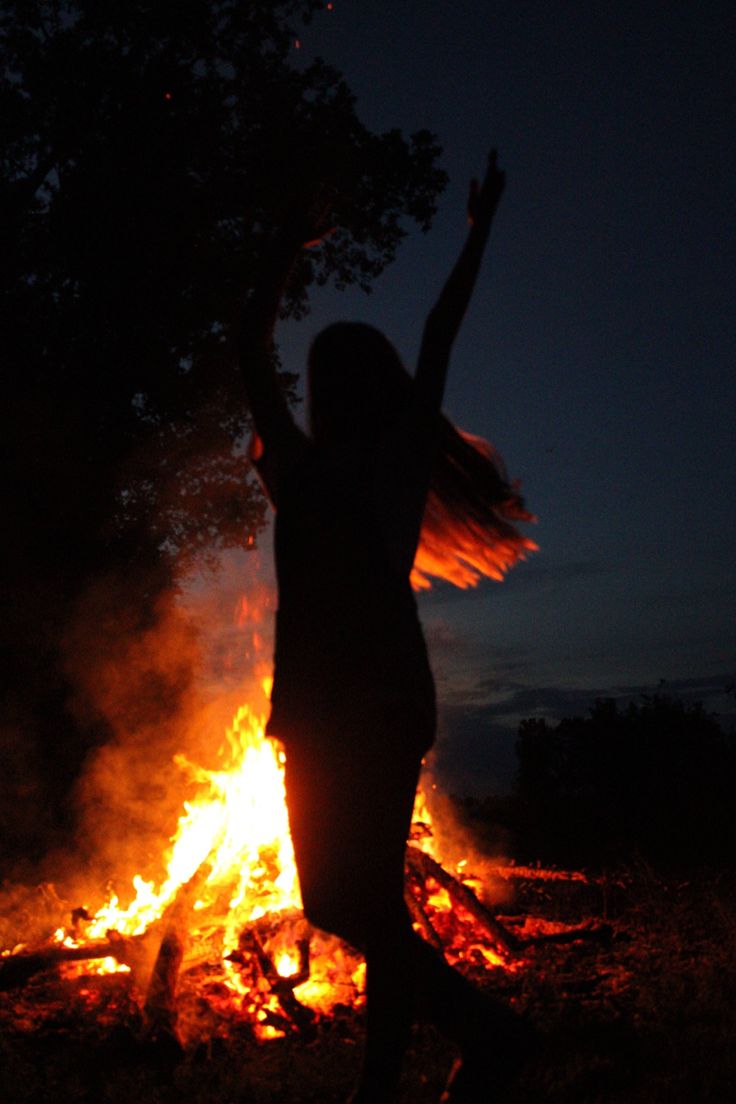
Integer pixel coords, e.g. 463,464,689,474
0,932,143,992
0,856,214,1006
404,866,444,952
140,856,216,1045
142,927,185,1042
1,849,517,1001
252,928,315,1032
229,911,318,1036
406,846,522,954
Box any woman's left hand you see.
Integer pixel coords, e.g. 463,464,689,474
467,149,505,229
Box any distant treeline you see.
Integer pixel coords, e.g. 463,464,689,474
457,696,736,869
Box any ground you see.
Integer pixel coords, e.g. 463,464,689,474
2,865,735,1103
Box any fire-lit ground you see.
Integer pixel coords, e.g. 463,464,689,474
2,703,736,1102
2,855,736,1104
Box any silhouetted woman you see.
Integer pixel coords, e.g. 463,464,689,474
239,152,536,1103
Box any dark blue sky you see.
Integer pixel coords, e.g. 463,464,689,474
194,2,735,794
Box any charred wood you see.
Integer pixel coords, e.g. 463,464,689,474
517,922,614,948
0,934,142,991
406,846,521,954
140,857,217,1043
0,857,214,998
142,927,185,1040
404,868,444,952
232,915,317,1035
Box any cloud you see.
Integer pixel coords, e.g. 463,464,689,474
478,684,607,719
502,558,606,591
422,626,535,705
417,557,605,607
424,620,525,662
434,670,736,796
460,672,735,724
617,673,734,697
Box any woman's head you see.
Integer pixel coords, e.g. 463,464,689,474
307,322,411,441
307,323,536,588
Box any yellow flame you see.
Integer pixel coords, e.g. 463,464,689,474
276,950,300,978
52,700,507,1018
62,705,299,975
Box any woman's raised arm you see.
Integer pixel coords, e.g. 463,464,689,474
238,191,335,452
237,228,303,452
415,150,505,411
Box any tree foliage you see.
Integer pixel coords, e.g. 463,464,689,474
2,0,445,568
0,0,447,860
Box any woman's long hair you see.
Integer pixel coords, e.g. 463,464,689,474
413,419,537,589
308,323,537,591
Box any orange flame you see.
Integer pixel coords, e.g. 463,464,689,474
43,580,514,1034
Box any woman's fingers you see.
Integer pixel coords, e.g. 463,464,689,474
467,151,504,227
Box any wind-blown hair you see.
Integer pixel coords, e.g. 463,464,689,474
413,421,537,589
308,322,537,591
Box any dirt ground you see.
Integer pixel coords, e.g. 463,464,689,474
2,865,735,1104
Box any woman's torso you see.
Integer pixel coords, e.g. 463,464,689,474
263,406,438,750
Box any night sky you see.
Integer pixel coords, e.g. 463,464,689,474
194,2,735,795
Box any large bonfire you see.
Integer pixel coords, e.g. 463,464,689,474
0,578,524,1047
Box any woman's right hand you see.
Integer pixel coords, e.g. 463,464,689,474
279,187,336,250
302,188,337,249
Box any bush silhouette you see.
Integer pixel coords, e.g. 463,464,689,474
514,696,736,868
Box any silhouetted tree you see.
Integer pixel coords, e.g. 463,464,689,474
514,696,736,868
0,0,446,860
